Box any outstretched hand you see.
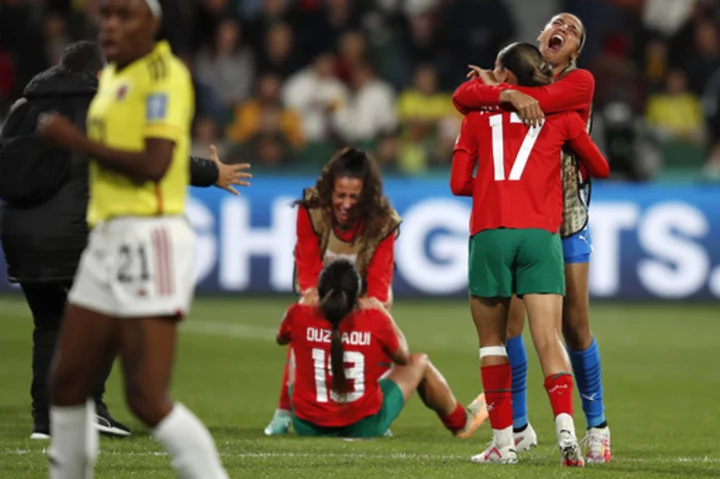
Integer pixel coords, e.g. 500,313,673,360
210,144,252,195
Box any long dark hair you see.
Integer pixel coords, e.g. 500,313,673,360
295,148,392,240
499,42,554,87
317,259,362,398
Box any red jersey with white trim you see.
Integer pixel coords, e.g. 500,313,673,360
277,303,400,427
450,110,609,235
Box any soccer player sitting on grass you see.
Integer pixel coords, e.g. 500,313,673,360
276,258,486,439
264,148,489,436
450,42,609,466
453,13,612,463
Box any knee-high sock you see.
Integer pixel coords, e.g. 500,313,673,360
506,336,528,430
49,399,98,479
568,338,606,428
152,403,228,479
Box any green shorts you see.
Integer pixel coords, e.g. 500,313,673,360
468,228,565,298
291,378,405,438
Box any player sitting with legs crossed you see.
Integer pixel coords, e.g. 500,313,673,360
276,259,486,439
450,42,609,466
452,13,611,462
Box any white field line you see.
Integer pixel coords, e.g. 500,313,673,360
2,448,720,465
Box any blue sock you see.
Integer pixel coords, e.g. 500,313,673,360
568,338,606,428
506,336,528,430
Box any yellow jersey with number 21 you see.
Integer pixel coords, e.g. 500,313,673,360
86,41,194,227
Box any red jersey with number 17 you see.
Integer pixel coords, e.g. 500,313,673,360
276,303,400,427
450,111,609,236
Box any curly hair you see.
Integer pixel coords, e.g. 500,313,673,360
295,147,393,242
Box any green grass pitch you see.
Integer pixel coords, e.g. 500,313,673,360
0,295,719,478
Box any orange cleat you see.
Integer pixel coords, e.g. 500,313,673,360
455,393,489,439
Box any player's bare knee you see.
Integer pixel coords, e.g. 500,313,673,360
124,386,170,427
409,352,429,369
49,365,89,405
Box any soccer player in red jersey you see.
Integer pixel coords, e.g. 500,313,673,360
450,42,609,466
452,13,613,463
265,149,486,435
276,259,487,438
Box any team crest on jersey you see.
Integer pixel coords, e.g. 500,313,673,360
116,83,130,100
146,93,168,120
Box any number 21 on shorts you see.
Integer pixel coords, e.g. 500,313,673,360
489,112,544,181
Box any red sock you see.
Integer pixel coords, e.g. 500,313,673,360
440,403,466,432
544,373,575,418
277,348,292,411
480,364,513,430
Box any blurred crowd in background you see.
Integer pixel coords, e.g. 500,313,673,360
1,0,719,181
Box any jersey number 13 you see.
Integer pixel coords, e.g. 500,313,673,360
312,348,365,404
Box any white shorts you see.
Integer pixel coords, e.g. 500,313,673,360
68,216,196,318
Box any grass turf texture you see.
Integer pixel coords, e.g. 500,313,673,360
0,295,719,478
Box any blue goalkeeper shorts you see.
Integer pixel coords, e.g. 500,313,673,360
562,225,593,264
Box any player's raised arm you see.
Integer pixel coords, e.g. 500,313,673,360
450,114,479,196
453,69,594,116
564,113,610,178
502,69,594,114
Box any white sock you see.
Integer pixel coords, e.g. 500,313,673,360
152,403,228,479
492,426,514,449
50,399,98,479
555,412,576,439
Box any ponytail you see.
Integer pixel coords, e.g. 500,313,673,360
320,288,353,397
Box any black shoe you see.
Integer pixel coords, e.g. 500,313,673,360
31,409,50,440
30,424,50,440
95,402,131,438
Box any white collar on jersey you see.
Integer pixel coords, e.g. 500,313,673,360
144,0,162,18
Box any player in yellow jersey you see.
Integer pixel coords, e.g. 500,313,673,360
37,1,228,478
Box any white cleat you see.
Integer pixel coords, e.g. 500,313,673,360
582,426,612,463
263,409,291,436
471,443,518,464
513,423,538,452
559,430,585,467
30,432,50,440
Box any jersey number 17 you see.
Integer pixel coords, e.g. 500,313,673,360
489,113,544,181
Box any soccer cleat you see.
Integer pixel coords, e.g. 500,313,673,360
582,426,612,463
455,393,489,439
513,423,538,451
264,409,291,436
95,402,131,438
30,430,50,440
471,442,518,464
559,430,585,467
31,413,50,440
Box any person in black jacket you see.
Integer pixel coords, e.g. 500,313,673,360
0,41,250,440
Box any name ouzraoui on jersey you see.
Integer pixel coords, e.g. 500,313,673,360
306,327,371,346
